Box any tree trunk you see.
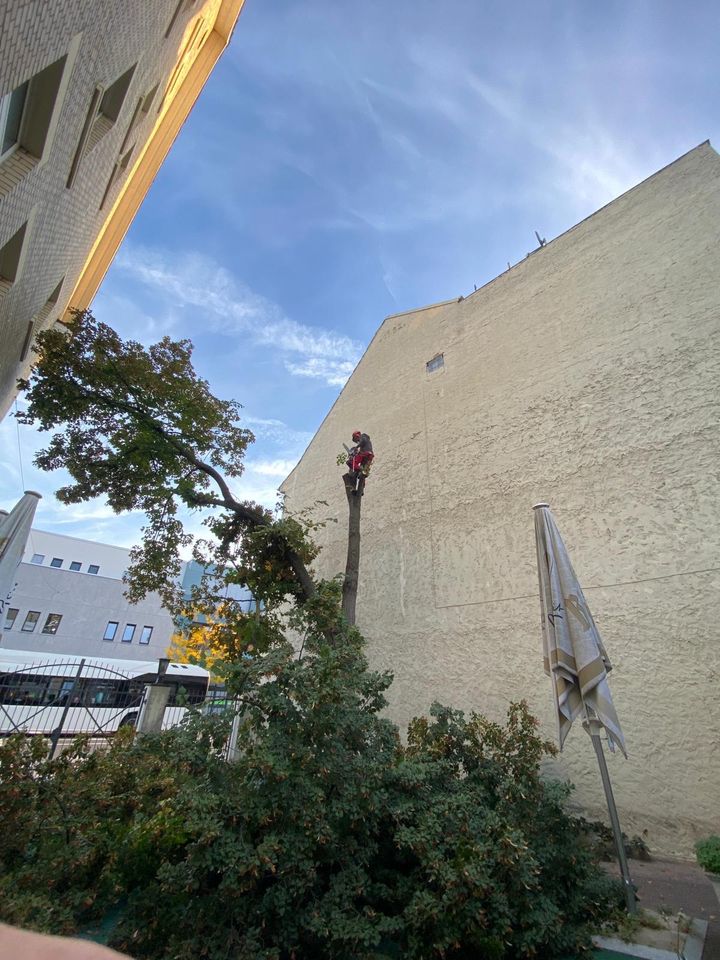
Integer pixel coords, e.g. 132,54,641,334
341,481,362,625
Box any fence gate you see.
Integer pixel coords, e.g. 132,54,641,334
0,657,147,756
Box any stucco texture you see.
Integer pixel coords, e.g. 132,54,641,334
281,143,720,858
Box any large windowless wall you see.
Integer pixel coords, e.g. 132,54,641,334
282,143,720,858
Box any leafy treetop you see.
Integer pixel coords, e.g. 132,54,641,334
18,310,317,615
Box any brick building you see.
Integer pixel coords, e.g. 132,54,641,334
281,143,720,857
0,0,245,419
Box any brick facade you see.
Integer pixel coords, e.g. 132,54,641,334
0,0,243,418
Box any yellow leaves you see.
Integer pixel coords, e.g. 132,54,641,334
167,609,231,676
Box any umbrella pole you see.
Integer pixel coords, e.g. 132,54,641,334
583,716,636,913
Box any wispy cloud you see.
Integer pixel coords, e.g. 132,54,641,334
284,357,356,387
247,458,299,478
115,246,362,386
243,417,313,448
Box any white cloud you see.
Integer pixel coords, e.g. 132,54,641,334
114,247,362,385
247,458,299,478
243,417,312,447
284,356,356,387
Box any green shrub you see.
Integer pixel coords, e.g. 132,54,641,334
695,836,720,875
0,617,622,959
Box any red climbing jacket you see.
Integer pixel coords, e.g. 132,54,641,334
347,432,374,473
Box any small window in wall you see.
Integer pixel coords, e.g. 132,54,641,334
141,82,160,115
99,145,134,210
30,553,45,564
0,81,29,161
0,221,28,296
21,611,41,632
159,16,207,113
121,623,136,643
67,64,136,187
103,621,118,641
88,564,99,575
165,0,198,37
21,277,64,361
19,321,35,363
42,613,62,635
426,353,444,374
120,81,159,154
139,625,153,645
0,55,68,200
98,66,136,126
69,561,82,571
50,557,63,568
3,608,18,630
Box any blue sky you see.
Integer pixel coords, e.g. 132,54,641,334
1,0,718,547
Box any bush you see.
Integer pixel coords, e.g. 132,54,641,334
695,836,720,875
0,618,621,959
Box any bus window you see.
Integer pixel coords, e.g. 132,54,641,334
166,681,207,706
84,679,120,707
0,673,51,706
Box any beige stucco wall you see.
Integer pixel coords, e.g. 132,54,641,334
282,142,720,859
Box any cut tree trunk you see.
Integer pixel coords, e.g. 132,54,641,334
341,478,362,625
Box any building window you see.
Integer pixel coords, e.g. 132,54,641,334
0,221,28,296
99,145,134,209
141,82,160,115
50,557,63,568
21,611,41,632
20,277,64,362
30,553,45,564
426,354,444,374
42,613,62,635
0,82,29,161
0,54,70,200
121,623,136,643
103,621,118,641
88,564,99,575
139,626,153,645
165,0,198,37
3,608,18,630
69,561,82,571
67,64,136,187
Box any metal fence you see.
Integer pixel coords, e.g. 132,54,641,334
0,656,148,756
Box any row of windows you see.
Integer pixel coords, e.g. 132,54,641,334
30,553,100,575
1,1,202,350
103,621,153,645
2,608,155,646
4,609,61,635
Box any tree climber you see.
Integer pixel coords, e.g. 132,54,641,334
342,430,374,495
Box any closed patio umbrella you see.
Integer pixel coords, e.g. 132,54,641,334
0,491,41,636
533,502,635,912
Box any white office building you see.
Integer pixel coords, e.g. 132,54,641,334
1,528,173,659
0,526,255,661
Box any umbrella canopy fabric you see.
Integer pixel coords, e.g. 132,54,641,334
534,503,627,757
0,491,41,626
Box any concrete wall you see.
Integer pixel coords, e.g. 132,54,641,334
1,560,174,660
281,143,720,858
20,528,133,580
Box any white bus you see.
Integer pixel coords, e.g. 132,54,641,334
0,649,210,738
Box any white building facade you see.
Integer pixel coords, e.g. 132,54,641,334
0,526,257,662
1,528,174,660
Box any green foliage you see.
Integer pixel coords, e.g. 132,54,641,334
11,313,621,957
0,615,620,959
695,835,720,874
18,310,279,613
574,817,651,862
